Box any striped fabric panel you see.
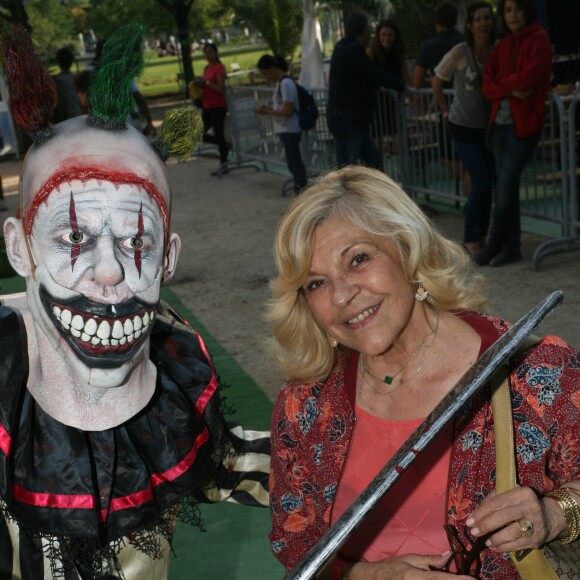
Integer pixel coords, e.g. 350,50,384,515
203,426,270,507
0,512,172,579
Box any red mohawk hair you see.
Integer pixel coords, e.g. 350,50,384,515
1,25,57,144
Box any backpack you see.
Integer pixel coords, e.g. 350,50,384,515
281,76,319,131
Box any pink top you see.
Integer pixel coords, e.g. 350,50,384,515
331,406,453,562
202,62,227,109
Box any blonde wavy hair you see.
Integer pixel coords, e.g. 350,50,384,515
268,166,488,383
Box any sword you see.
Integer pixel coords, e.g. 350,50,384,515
285,291,564,580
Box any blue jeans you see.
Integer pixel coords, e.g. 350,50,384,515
489,123,540,249
326,113,381,169
279,132,307,194
452,138,494,244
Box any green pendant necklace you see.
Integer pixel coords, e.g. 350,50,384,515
362,311,440,387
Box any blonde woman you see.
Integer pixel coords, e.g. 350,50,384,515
268,166,580,579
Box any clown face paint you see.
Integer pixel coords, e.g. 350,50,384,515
26,179,165,381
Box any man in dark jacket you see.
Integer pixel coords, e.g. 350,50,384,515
327,12,406,169
411,1,463,90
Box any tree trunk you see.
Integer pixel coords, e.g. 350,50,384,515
174,5,194,98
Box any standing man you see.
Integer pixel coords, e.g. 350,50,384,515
327,12,406,169
411,1,463,89
412,1,465,192
0,24,269,578
51,47,83,123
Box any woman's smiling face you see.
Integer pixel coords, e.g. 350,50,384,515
379,26,397,50
302,217,416,356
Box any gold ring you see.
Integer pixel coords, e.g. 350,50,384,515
519,519,534,538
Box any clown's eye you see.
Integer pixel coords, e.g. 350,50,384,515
61,231,85,244
123,237,144,250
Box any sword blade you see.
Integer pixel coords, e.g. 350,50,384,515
285,291,564,580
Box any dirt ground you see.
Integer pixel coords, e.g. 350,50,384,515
1,100,579,401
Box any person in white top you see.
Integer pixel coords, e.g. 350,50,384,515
256,54,307,195
432,1,496,256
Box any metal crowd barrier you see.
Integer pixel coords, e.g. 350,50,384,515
213,85,578,268
531,93,580,268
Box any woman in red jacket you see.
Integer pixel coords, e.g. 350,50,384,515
475,0,551,267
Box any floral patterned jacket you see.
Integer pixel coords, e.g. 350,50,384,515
269,312,580,578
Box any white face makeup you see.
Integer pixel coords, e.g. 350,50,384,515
25,180,165,385
7,119,178,395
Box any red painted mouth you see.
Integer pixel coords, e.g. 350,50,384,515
50,300,156,355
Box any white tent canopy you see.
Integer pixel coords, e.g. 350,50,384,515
299,0,325,89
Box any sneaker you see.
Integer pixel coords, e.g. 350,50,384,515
473,244,499,266
210,164,229,177
490,247,522,267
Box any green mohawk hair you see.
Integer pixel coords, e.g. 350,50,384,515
87,22,145,130
154,107,204,161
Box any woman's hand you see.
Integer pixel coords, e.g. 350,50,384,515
465,486,565,554
193,77,206,88
256,105,273,115
348,554,473,579
511,88,533,99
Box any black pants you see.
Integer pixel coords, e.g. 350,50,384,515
202,107,229,163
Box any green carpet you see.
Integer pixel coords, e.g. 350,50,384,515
0,277,283,579
160,289,283,579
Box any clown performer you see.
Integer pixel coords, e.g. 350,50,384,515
0,24,269,579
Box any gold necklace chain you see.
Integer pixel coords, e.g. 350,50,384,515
360,311,440,395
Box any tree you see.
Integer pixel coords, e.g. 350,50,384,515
0,0,77,60
236,0,303,59
87,0,173,39
0,0,31,31
28,0,77,61
153,0,195,92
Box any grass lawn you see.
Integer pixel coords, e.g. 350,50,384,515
140,45,268,97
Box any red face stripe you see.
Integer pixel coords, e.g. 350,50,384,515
0,424,11,456
69,192,80,270
26,166,170,248
134,202,144,276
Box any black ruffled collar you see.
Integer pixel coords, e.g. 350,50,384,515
0,304,233,578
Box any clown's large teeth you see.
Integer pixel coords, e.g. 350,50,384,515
124,318,134,335
97,320,111,340
53,307,156,349
112,320,124,339
61,309,72,325
85,318,98,336
348,305,379,324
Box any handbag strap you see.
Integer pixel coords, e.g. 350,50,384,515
491,335,558,580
